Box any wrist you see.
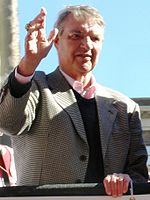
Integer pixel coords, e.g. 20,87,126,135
18,56,39,76
15,66,34,84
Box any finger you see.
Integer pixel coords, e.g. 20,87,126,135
110,173,126,197
117,176,124,196
123,175,131,193
25,31,38,54
38,28,47,42
111,174,119,197
103,175,111,196
26,39,38,54
26,30,38,40
41,7,47,29
48,28,59,42
40,7,47,16
36,28,58,47
46,28,59,49
26,7,47,32
117,173,131,194
30,7,47,26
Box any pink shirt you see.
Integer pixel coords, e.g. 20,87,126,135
59,68,96,99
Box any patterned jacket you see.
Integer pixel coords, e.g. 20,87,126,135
0,68,148,185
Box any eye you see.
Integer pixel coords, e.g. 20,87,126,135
91,36,101,42
69,33,82,40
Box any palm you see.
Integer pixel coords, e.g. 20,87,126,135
24,8,58,68
26,29,52,61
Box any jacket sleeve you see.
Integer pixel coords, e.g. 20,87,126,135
8,70,32,98
0,71,40,136
125,103,149,182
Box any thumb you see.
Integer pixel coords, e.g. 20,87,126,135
48,28,59,43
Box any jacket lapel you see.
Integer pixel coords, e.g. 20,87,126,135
47,69,118,151
46,69,88,144
96,89,118,159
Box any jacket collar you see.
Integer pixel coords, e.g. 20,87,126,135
59,67,96,99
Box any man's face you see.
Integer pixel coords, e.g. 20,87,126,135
55,14,104,80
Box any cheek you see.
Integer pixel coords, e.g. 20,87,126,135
95,45,102,57
59,45,71,59
92,48,101,65
63,44,75,57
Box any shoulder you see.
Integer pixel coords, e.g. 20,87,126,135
96,83,139,111
33,68,60,83
34,71,47,81
32,71,51,87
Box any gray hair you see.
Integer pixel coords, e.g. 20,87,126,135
54,5,105,35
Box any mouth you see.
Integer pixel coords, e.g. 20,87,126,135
76,54,92,61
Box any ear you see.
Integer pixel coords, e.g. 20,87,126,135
54,34,59,49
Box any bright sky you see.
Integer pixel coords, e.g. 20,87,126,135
18,0,150,98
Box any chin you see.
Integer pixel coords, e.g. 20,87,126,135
81,64,93,72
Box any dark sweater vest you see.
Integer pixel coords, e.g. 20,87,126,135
73,90,104,183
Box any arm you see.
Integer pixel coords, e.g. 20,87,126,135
125,103,148,182
103,103,148,197
0,7,58,135
0,75,40,135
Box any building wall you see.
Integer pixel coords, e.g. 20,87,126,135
0,0,20,145
133,98,150,175
0,0,20,87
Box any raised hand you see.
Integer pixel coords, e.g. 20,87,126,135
18,7,58,76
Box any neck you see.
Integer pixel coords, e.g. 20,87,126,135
59,67,92,89
70,71,92,87
80,74,92,89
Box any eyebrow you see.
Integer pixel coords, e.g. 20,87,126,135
69,30,84,34
69,30,102,37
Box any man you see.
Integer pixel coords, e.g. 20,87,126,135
0,5,148,197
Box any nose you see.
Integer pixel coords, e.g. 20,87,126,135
80,36,93,50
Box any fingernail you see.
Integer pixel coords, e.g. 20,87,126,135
41,7,47,15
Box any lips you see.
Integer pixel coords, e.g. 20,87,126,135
82,56,92,61
76,53,92,57
76,53,92,60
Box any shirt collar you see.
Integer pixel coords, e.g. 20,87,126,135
59,67,97,99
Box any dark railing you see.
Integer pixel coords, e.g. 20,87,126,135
0,183,149,197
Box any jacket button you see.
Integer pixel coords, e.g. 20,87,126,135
79,155,87,161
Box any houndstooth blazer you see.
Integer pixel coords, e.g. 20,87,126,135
0,68,148,185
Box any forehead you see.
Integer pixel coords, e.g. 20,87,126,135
62,14,104,34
